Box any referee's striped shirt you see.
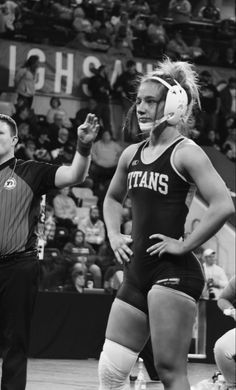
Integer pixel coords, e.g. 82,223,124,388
0,158,58,256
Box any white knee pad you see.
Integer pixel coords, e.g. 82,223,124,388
98,339,139,390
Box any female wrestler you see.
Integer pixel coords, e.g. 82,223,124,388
98,57,235,390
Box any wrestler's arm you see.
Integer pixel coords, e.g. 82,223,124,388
103,144,138,263
177,143,234,252
147,142,234,257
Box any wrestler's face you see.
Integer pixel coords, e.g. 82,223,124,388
136,80,165,134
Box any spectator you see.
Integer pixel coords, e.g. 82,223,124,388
219,77,236,119
109,1,122,28
166,29,193,61
202,248,229,300
189,35,208,65
107,35,133,60
42,205,69,295
216,79,228,94
168,0,192,29
222,120,236,162
90,129,123,192
187,115,202,144
15,121,31,144
214,275,236,389
97,239,116,276
64,266,86,293
146,15,168,58
103,263,124,294
0,92,16,116
39,246,67,292
218,77,236,144
129,0,150,15
34,127,52,161
90,20,111,50
121,195,132,235
113,11,133,52
63,229,102,288
79,205,106,252
198,0,221,22
88,64,112,133
14,55,39,108
51,0,73,24
53,186,78,232
72,6,87,33
50,125,70,152
15,138,37,161
12,103,39,135
121,208,132,235
130,11,148,55
202,130,221,151
44,204,57,244
47,110,69,140
0,0,20,37
112,59,142,118
81,0,97,20
46,96,72,128
50,127,75,165
198,70,220,135
72,98,101,130
146,0,161,15
219,47,236,68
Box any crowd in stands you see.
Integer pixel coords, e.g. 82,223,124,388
0,1,235,296
0,0,236,67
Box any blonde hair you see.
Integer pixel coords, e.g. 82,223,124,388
141,57,201,134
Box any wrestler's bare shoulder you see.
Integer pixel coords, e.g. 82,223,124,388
174,137,211,172
175,138,206,159
119,141,144,166
123,141,143,155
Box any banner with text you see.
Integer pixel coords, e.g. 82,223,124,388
0,39,235,99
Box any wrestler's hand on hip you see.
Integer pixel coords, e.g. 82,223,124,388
77,113,100,143
109,234,133,264
147,234,185,258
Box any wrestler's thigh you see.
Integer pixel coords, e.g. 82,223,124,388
106,298,150,352
148,286,197,367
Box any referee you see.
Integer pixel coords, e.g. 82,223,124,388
0,113,99,390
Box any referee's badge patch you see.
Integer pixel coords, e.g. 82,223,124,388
4,178,17,190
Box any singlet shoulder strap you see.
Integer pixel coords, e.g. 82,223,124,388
127,140,147,168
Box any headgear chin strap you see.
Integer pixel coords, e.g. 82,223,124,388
139,114,173,132
150,76,188,125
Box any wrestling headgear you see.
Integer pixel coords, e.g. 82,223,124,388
150,76,188,126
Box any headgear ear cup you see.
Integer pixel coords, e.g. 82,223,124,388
150,76,188,125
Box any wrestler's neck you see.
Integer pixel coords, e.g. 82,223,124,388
149,125,180,147
0,150,15,166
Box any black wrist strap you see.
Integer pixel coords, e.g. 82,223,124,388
76,138,92,157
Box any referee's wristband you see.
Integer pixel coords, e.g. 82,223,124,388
76,138,92,157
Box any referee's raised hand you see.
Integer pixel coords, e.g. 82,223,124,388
77,113,100,144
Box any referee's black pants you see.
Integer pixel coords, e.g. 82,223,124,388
0,254,39,390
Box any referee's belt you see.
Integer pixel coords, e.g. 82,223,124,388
0,250,38,262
